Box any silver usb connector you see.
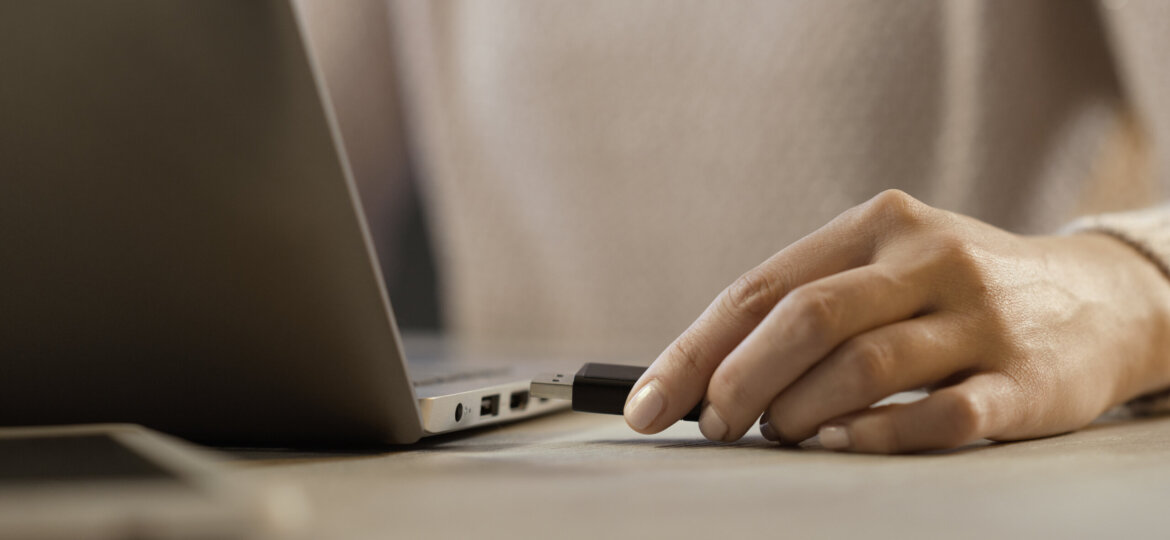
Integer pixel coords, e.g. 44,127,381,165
529,373,573,401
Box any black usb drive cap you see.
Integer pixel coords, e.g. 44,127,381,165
532,363,702,422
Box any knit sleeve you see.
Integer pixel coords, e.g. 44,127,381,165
1062,205,1170,279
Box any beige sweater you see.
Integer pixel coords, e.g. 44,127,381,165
305,1,1170,358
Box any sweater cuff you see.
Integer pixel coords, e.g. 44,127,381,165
1062,205,1170,417
1061,204,1170,280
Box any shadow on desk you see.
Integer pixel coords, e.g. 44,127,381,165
211,407,1170,464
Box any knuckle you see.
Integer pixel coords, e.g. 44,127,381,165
930,233,975,264
940,390,987,443
863,189,926,227
708,367,754,410
785,286,838,346
868,265,905,289
842,339,894,394
927,233,990,290
724,268,782,321
665,333,710,381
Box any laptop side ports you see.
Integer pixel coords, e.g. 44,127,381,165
509,391,529,411
480,394,500,417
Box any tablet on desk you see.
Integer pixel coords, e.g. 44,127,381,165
0,424,303,540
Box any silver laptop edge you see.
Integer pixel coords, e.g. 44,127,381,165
289,2,569,438
0,0,563,446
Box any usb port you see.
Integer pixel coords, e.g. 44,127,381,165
480,394,500,417
509,391,529,411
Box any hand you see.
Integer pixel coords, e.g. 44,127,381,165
623,190,1170,453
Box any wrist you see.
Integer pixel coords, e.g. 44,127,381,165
1064,232,1170,404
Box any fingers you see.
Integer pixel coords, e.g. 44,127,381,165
817,372,1019,454
701,263,931,441
624,190,933,434
760,314,974,443
624,205,881,433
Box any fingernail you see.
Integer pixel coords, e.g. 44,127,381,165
819,425,850,450
624,382,664,431
698,405,729,441
760,421,779,442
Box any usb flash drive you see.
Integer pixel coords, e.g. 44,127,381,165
530,363,702,421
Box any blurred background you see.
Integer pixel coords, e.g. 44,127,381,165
296,0,1163,354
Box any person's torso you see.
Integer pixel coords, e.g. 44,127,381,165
387,0,1156,350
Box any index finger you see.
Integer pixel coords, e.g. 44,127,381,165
623,191,921,434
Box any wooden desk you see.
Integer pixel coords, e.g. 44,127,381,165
234,411,1170,539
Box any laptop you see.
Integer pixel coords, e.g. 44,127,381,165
0,0,569,446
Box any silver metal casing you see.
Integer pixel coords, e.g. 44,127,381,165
0,1,424,445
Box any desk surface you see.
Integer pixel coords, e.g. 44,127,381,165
235,411,1170,539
